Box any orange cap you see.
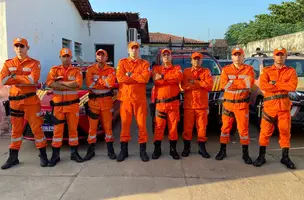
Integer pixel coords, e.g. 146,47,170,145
274,47,287,55
161,48,172,55
96,49,108,57
128,41,140,49
60,48,72,57
232,47,244,55
13,38,28,46
191,52,203,59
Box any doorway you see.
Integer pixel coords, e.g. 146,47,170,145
95,44,115,67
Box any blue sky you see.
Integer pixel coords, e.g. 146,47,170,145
89,0,292,42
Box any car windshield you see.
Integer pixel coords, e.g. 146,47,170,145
219,61,233,67
263,59,304,77
172,57,221,75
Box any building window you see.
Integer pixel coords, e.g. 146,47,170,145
74,42,82,57
128,28,137,42
62,38,71,48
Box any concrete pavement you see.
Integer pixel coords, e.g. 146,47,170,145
1,116,304,200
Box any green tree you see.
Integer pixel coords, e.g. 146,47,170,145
225,0,304,45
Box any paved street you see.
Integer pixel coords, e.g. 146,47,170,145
1,108,304,200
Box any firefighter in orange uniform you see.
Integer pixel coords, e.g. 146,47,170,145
253,48,297,169
181,52,213,158
46,48,84,167
152,48,183,160
84,49,116,160
216,47,254,164
1,38,48,169
116,41,151,162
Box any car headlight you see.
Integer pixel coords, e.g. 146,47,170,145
288,92,300,101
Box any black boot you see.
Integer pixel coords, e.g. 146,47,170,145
169,140,180,160
107,142,116,160
181,140,191,157
1,149,19,170
84,143,95,161
140,143,149,162
198,142,210,158
253,146,266,167
215,143,227,160
281,148,296,169
152,141,162,159
39,147,49,167
242,145,252,164
48,147,60,167
70,146,84,163
116,142,128,162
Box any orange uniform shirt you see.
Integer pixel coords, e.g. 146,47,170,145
152,65,183,110
260,65,298,111
0,56,41,105
116,58,150,102
86,63,116,110
220,64,254,110
182,67,213,109
46,65,83,112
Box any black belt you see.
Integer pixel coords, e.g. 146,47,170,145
50,99,80,107
224,97,250,103
9,92,36,101
88,90,114,99
155,94,180,103
263,94,288,102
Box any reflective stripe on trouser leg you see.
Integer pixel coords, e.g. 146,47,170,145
195,109,208,142
220,108,234,144
259,109,277,147
24,104,47,148
120,101,133,142
182,108,195,141
134,101,148,144
52,108,65,148
234,107,250,145
9,115,24,150
100,109,114,142
278,110,291,148
154,109,167,141
167,109,179,141
66,112,79,146
88,107,100,144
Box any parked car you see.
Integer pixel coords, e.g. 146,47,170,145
149,49,227,133
22,64,120,141
244,51,304,128
218,59,233,67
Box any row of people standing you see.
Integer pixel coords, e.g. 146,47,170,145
0,38,297,170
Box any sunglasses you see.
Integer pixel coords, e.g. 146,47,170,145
14,44,25,48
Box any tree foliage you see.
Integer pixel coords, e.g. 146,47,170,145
225,0,304,45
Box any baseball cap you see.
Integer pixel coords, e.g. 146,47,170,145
13,38,28,47
274,47,287,55
60,48,72,57
161,48,172,55
232,47,244,55
128,41,140,49
191,52,203,59
96,49,108,57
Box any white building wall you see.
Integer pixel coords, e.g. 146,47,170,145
2,0,129,82
0,1,8,69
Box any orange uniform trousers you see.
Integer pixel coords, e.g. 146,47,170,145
154,108,180,141
10,102,46,150
259,108,291,148
183,108,208,142
88,99,114,144
52,107,79,147
120,101,148,143
220,106,250,145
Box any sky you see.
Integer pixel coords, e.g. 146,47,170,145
89,0,293,42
